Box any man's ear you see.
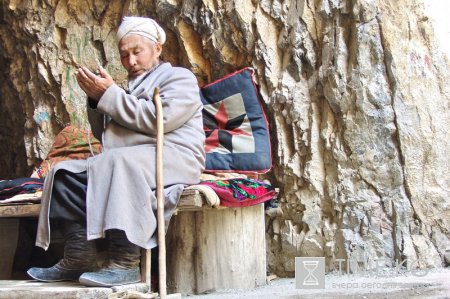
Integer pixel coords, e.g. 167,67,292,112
155,43,162,56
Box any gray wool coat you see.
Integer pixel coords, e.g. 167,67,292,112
35,62,205,250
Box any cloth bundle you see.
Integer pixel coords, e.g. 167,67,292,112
0,178,44,201
33,125,102,179
198,178,276,207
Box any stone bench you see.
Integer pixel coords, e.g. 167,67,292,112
0,187,268,295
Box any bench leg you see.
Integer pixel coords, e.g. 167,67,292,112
140,248,151,286
166,204,266,294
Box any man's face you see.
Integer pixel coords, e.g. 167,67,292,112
119,34,162,78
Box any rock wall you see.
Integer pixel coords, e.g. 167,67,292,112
0,0,449,276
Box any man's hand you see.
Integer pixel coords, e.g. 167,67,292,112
76,66,114,101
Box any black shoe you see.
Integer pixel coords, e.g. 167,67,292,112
27,260,88,282
79,267,141,287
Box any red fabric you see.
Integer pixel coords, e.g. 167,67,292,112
199,178,276,207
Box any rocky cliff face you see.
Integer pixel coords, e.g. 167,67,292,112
0,0,448,275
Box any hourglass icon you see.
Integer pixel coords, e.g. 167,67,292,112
302,260,319,286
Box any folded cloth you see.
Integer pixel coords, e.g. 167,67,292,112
198,178,276,208
185,185,220,207
0,191,42,204
0,178,44,200
200,172,247,180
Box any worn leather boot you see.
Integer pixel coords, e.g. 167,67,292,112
27,221,97,282
79,229,141,287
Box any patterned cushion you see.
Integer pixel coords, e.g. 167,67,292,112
36,125,102,178
201,68,272,173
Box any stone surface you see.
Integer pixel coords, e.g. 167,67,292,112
0,281,112,299
0,281,149,299
0,0,449,276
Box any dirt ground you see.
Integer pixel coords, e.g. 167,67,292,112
184,268,450,299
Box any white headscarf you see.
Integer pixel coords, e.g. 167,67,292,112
117,16,166,44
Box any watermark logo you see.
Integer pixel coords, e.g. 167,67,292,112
295,256,431,290
295,257,325,289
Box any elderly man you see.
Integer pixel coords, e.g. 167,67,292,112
27,16,205,287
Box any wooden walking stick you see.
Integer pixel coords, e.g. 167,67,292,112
153,87,167,299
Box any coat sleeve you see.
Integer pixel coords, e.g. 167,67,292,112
87,98,105,142
95,68,201,136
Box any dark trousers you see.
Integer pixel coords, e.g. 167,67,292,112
49,169,88,223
